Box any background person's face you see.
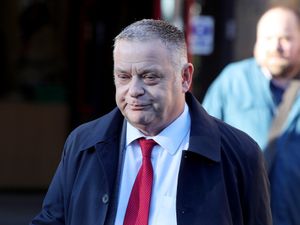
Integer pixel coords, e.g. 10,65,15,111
113,39,189,136
254,8,300,79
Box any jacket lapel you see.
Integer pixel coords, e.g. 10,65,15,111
176,93,231,225
94,118,127,225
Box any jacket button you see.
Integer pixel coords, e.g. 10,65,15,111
102,194,109,204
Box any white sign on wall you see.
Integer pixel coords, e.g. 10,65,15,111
189,15,215,55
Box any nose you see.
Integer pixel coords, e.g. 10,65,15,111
128,76,144,97
269,38,283,53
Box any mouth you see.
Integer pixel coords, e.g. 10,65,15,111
269,57,288,65
127,103,150,110
268,53,286,60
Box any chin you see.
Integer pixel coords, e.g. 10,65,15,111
126,114,145,125
268,65,289,76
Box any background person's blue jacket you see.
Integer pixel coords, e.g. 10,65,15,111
203,58,300,225
30,92,272,225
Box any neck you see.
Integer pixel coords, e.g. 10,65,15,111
271,77,291,89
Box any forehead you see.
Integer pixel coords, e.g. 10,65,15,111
114,39,171,65
114,39,166,52
257,8,300,36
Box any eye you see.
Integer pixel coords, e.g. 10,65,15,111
115,73,131,83
142,73,160,84
281,36,292,43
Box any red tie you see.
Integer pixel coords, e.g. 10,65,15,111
123,138,157,225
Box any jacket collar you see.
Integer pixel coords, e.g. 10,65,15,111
89,92,221,162
186,92,221,162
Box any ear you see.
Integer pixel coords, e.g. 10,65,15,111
181,63,194,92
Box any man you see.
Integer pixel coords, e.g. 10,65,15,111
30,19,272,225
203,6,300,225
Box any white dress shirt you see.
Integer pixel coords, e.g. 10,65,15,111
114,103,191,225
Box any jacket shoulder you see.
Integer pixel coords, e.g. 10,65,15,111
65,107,123,152
215,117,263,165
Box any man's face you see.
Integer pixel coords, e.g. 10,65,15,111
113,39,192,136
254,8,300,79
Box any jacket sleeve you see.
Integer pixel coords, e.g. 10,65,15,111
219,120,272,225
242,142,273,225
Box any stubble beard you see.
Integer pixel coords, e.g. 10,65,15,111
264,57,292,78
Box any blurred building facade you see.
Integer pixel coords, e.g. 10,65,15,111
0,0,298,191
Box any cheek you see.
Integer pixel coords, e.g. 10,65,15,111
290,46,300,58
154,89,173,107
115,84,127,96
115,88,125,105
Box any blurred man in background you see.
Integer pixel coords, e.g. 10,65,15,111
203,6,300,225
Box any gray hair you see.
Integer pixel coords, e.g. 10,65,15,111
114,19,188,69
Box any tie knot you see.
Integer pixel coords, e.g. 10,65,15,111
138,138,157,158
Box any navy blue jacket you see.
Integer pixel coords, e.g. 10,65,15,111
30,92,272,225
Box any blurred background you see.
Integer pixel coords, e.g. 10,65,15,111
0,0,298,224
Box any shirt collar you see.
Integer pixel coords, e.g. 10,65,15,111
126,103,190,155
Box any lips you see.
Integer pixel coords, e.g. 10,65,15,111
127,103,150,110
